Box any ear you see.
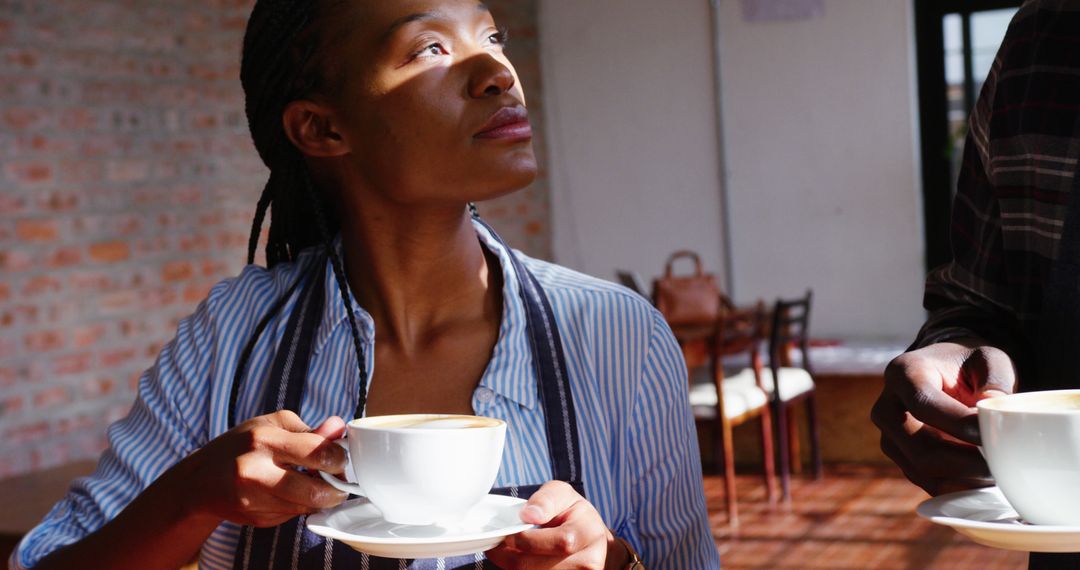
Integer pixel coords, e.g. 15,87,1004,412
282,100,349,158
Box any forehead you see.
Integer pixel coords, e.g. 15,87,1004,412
346,0,493,42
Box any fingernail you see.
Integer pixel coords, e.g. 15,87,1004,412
322,452,343,470
521,505,543,523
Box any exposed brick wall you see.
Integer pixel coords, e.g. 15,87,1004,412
0,0,548,479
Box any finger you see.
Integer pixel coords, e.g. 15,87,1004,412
520,481,580,525
265,467,347,510
960,346,1018,398
504,501,604,556
881,432,992,496
911,424,993,480
485,545,565,570
312,416,346,439
264,429,346,472
239,495,314,527
978,389,1008,401
264,409,313,433
880,434,935,495
936,478,997,496
874,391,990,481
885,357,981,444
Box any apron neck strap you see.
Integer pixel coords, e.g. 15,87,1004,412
473,217,584,483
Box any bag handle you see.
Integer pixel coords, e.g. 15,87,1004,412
664,250,704,278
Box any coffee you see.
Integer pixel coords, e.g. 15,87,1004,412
980,392,1080,413
361,415,502,430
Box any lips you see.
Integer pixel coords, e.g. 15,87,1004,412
475,106,532,140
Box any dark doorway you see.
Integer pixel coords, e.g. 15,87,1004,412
914,0,1021,271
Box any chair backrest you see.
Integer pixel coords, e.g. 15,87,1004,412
615,270,648,298
716,301,767,358
769,290,813,373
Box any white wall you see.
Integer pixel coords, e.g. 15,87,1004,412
718,0,925,338
540,0,728,291
540,0,927,340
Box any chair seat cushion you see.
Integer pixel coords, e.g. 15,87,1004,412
688,379,768,420
723,367,815,401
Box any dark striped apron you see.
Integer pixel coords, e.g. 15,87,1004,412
231,224,585,569
1030,157,1080,569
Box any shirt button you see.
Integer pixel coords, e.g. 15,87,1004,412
475,387,495,403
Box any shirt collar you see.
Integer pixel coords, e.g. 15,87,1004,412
312,219,538,410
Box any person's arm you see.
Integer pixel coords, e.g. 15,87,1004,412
30,411,347,570
622,310,718,568
13,278,348,570
872,31,1027,495
912,135,1028,357
12,287,224,569
625,311,718,568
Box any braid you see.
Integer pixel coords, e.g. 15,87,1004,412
236,0,368,420
247,181,273,264
241,0,330,267
303,172,370,418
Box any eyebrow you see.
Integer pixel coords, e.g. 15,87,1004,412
380,3,491,45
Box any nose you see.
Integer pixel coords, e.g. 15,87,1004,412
468,54,515,98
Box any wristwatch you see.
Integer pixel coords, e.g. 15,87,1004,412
616,537,646,570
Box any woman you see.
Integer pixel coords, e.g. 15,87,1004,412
13,1,718,568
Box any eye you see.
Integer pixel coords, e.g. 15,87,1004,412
486,27,509,47
410,42,448,61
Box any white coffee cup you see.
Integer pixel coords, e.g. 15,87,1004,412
318,414,506,526
977,389,1080,525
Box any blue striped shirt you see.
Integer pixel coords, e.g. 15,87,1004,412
13,220,720,569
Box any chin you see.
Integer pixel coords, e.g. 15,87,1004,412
491,165,538,197
471,154,538,200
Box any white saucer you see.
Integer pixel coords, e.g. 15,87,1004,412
307,494,534,559
917,486,1080,552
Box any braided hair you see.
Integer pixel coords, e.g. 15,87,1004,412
238,0,369,418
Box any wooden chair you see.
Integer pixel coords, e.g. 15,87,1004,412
767,290,823,499
682,301,778,527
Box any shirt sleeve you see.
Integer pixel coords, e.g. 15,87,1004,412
912,34,1026,355
619,309,721,569
11,287,219,569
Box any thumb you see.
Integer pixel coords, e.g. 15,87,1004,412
963,346,1018,400
312,416,346,440
977,389,1008,401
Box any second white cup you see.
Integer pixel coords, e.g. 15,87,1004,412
978,389,1080,525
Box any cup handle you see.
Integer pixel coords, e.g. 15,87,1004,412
318,439,364,496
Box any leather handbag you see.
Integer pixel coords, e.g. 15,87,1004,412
652,250,722,326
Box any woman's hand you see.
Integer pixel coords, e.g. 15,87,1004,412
37,411,351,570
486,481,631,570
176,410,350,527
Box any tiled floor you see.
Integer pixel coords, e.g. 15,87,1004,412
705,464,1028,569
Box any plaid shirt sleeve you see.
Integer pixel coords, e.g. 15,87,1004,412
913,0,1080,358
913,65,1028,352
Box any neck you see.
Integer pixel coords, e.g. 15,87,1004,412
340,205,499,351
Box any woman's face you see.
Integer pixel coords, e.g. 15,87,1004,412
321,0,537,207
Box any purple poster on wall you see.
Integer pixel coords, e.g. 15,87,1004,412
741,0,825,22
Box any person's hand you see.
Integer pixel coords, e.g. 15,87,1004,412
871,340,1017,496
486,481,630,570
173,410,349,527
